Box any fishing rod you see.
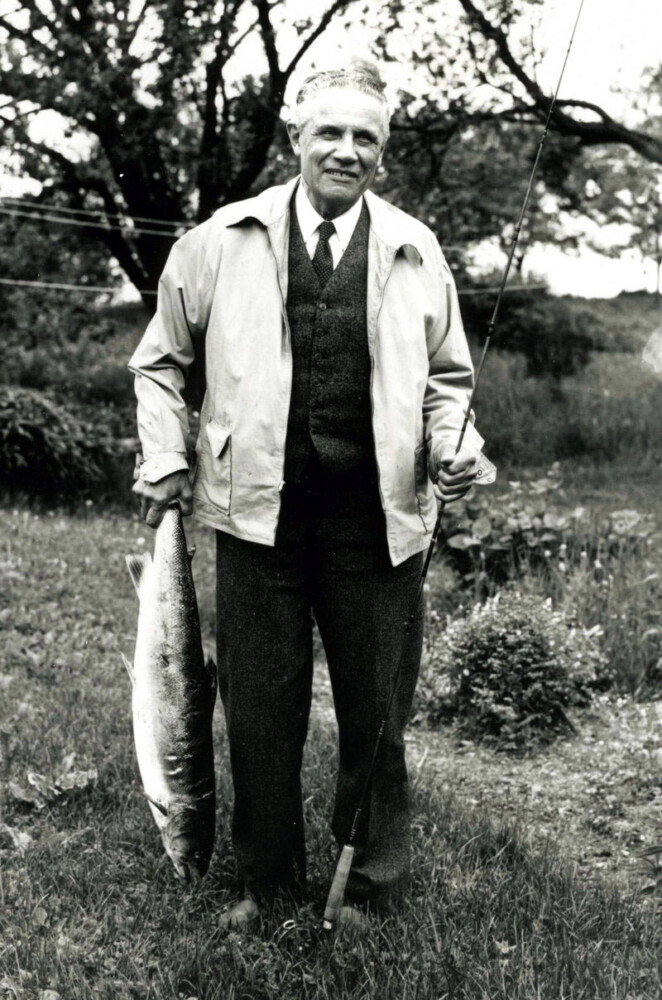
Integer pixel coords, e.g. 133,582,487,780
322,0,587,931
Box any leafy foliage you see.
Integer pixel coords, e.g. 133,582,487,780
441,464,659,597
461,288,602,379
0,212,120,387
0,387,125,496
418,591,607,750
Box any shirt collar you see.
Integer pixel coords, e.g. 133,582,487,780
295,182,364,253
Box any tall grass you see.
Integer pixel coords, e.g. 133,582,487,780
476,350,662,467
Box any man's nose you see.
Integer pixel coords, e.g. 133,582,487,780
333,133,358,162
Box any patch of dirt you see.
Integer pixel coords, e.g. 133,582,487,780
404,696,662,893
311,658,662,894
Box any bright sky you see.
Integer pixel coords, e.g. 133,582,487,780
2,0,662,297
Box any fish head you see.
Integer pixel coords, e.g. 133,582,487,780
162,807,213,881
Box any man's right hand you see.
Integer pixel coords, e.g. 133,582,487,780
132,469,193,529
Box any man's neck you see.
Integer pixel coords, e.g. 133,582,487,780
300,179,360,221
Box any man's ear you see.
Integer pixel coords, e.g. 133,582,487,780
286,121,301,155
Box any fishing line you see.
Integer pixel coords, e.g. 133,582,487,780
322,0,588,931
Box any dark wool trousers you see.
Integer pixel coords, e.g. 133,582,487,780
215,462,424,906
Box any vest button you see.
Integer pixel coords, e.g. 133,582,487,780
318,303,327,311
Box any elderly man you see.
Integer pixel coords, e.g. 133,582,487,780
129,66,484,928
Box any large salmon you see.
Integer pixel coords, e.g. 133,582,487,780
123,506,217,881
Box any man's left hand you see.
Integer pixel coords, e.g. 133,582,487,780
431,445,478,504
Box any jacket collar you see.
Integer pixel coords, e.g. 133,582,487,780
225,177,426,264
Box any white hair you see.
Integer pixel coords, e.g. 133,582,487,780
292,64,391,140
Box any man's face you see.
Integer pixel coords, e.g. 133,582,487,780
287,87,387,219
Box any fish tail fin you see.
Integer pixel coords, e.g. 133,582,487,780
120,652,135,684
126,552,152,596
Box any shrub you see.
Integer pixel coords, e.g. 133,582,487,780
0,386,128,496
417,591,607,751
462,288,602,380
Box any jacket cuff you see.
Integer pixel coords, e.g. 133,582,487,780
432,421,484,458
138,453,189,484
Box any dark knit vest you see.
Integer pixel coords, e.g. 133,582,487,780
283,200,376,483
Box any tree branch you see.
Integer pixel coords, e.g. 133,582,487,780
124,0,151,52
456,0,662,165
0,14,51,50
284,0,356,80
255,0,283,91
9,128,151,293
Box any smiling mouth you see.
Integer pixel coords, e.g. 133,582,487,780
325,169,358,180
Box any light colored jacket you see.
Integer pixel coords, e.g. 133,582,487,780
129,177,484,566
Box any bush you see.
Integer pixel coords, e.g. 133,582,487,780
0,386,131,497
417,591,607,751
462,289,602,380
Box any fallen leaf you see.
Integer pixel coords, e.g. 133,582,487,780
54,767,98,793
27,771,59,800
8,781,46,810
0,824,34,854
32,906,48,927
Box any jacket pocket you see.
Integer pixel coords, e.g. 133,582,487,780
202,419,232,513
414,441,435,530
414,442,429,495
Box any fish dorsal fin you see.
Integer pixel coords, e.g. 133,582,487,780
187,544,196,563
126,552,152,597
120,652,135,685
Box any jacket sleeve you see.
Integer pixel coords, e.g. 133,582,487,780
128,228,214,484
423,239,484,460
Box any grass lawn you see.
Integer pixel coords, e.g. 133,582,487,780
2,505,662,999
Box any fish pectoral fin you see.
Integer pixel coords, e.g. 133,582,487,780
187,544,196,563
120,652,135,684
126,552,152,597
143,791,168,816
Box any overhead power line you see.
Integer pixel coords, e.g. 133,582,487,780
0,202,508,250
1,200,485,249
0,276,146,295
0,276,548,297
3,197,194,230
0,206,186,240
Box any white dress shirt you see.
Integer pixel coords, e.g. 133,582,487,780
295,182,364,269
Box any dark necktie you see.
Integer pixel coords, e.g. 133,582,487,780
312,220,336,287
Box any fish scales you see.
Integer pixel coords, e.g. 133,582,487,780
124,507,217,881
